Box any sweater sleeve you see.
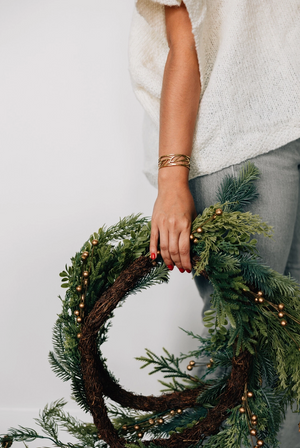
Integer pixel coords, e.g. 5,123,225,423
129,0,204,123
136,0,182,30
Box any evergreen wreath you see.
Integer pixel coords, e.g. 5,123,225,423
2,163,300,448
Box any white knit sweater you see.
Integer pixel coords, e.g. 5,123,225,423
129,0,300,187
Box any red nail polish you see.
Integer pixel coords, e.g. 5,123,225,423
186,269,192,273
179,268,185,273
151,253,156,260
167,265,174,271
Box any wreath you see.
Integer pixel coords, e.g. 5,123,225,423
2,163,300,448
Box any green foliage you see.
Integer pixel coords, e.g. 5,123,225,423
136,348,203,392
125,443,148,448
0,400,106,448
196,377,228,407
192,206,272,275
216,161,260,212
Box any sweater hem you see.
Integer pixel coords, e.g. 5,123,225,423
144,127,300,188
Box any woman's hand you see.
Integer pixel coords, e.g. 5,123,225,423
150,167,197,272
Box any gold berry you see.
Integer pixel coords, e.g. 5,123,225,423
210,358,214,363
76,285,82,292
157,250,160,255
187,365,193,371
158,418,164,424
77,317,82,323
215,208,223,215
82,251,89,257
177,409,182,414
250,429,257,436
148,419,155,425
190,234,194,240
134,425,139,431
212,214,217,219
83,271,89,278
278,303,285,311
193,238,199,244
79,303,85,309
251,415,257,421
74,310,80,316
196,227,203,234
255,297,259,303
258,297,264,303
241,396,246,401
97,434,102,439
170,410,176,416
122,425,127,431
278,311,284,318
137,433,143,439
207,363,212,368
257,291,264,297
77,333,82,339
280,320,287,326
257,441,264,447
239,407,246,413
189,360,195,366
84,279,88,286
247,391,253,398
92,239,99,246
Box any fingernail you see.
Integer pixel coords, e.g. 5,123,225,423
151,253,156,260
167,265,174,271
186,269,192,273
179,268,185,273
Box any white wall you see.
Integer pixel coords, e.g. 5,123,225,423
0,0,203,443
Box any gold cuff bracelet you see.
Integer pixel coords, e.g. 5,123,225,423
158,154,191,170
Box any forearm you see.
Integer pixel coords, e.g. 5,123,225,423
159,46,201,158
159,5,201,188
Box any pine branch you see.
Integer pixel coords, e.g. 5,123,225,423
216,162,260,212
136,348,190,381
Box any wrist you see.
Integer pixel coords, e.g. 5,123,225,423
158,166,190,190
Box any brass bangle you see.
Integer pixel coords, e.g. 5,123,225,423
158,154,191,170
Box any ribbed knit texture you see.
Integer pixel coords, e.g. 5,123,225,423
129,0,300,187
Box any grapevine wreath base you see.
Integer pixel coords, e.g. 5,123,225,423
79,255,251,447
2,163,300,448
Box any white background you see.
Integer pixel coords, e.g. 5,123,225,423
0,0,203,444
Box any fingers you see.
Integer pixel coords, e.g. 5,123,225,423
178,228,192,271
151,220,192,272
150,222,159,261
159,227,174,270
169,230,192,272
150,189,195,272
168,229,183,270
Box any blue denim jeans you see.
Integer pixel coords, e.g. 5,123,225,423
189,138,300,446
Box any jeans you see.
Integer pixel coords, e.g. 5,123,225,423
189,138,300,447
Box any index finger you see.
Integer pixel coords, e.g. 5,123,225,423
150,222,159,260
